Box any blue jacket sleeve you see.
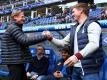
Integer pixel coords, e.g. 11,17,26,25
61,65,68,76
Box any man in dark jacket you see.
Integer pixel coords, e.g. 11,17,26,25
1,10,47,80
26,45,49,80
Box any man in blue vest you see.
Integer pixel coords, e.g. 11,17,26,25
43,3,105,80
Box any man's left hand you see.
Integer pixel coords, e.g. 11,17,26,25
64,55,79,67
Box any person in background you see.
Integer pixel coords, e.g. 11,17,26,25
0,20,2,28
52,47,72,80
43,3,105,80
1,10,48,80
27,45,49,80
100,8,107,20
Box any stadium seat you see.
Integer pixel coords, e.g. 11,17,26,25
0,70,9,77
29,47,37,57
45,49,56,74
102,33,107,47
100,33,107,80
100,58,107,80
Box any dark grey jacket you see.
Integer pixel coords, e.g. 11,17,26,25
1,23,47,64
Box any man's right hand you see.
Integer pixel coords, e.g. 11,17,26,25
31,74,38,80
42,30,51,36
53,71,63,78
26,72,31,77
42,30,53,41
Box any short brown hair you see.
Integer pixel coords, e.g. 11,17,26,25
73,3,89,16
10,10,23,20
37,44,45,51
61,46,70,54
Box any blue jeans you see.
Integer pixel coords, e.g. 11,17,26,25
36,75,47,80
71,67,100,80
30,72,47,80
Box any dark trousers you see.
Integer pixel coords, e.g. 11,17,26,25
7,64,28,80
72,67,100,80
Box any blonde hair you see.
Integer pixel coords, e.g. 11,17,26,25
10,10,23,20
73,3,89,16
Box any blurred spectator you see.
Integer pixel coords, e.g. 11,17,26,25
27,45,49,80
47,47,72,80
0,20,2,28
37,14,41,19
55,8,74,24
46,9,52,17
100,8,107,20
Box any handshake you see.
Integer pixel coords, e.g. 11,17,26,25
42,30,53,41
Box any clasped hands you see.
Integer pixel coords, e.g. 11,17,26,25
42,30,79,66
42,30,52,37
42,30,53,41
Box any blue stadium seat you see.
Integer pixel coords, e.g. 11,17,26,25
29,47,37,57
89,8,104,18
0,70,9,77
45,49,56,74
100,58,107,80
100,32,107,80
102,33,107,47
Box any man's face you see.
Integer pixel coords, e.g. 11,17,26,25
14,12,25,24
105,9,107,15
61,51,69,60
37,47,44,55
72,8,82,22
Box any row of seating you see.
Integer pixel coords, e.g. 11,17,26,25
0,2,45,15
0,0,34,8
89,8,104,18
23,8,104,27
0,47,61,77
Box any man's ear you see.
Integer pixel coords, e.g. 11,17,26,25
80,9,83,14
13,16,17,21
